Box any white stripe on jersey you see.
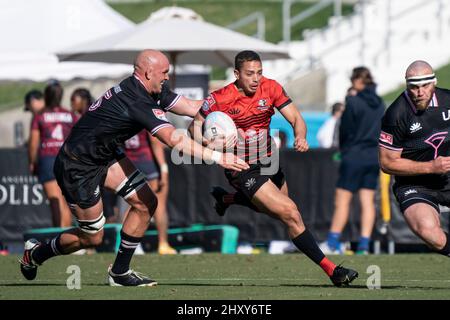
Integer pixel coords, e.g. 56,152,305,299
164,95,181,111
151,123,174,136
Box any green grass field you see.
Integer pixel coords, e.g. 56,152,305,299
1,253,449,300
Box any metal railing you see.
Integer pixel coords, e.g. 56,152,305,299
283,0,343,43
226,11,265,40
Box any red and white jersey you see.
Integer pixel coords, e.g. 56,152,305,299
31,106,77,157
200,76,291,163
124,130,154,163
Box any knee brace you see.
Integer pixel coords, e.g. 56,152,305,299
77,212,105,234
115,170,147,199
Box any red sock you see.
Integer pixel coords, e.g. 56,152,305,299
223,193,235,205
319,257,336,277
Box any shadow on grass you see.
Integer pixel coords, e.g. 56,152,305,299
3,282,448,291
1,283,103,287
157,282,450,290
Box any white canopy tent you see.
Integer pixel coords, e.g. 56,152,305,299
58,6,290,67
0,0,134,81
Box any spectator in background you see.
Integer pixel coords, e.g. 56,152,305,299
120,131,177,255
24,90,45,114
316,102,345,148
28,81,77,227
320,67,385,255
70,88,93,116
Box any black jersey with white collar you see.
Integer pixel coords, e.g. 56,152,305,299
63,76,180,165
379,87,450,187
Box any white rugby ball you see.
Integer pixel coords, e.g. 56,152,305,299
203,111,237,142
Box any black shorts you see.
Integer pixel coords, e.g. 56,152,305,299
224,164,285,200
336,157,379,192
53,149,125,209
393,184,450,213
37,156,56,184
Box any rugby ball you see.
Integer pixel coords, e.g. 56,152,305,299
203,111,238,142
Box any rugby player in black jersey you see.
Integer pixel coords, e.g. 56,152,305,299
19,49,249,286
379,60,450,258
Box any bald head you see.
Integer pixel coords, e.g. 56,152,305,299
134,49,169,74
405,60,434,79
133,49,170,94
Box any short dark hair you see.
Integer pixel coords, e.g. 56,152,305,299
71,88,93,106
331,102,344,115
44,81,63,109
24,90,43,107
350,66,375,86
234,50,261,70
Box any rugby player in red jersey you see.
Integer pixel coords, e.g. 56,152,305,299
190,50,358,287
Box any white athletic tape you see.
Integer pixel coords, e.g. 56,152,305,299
211,151,222,164
77,212,105,234
160,163,169,173
115,170,147,199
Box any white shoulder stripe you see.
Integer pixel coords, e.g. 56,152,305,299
379,143,403,152
165,95,181,111
151,123,174,135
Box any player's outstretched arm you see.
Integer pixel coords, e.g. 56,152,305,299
379,146,450,175
155,126,249,172
188,112,210,146
170,96,204,117
279,103,309,152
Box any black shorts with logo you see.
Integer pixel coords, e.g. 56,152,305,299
224,163,285,200
53,148,126,209
393,184,450,213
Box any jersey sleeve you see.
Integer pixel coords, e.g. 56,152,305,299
129,101,174,136
199,94,219,118
379,107,404,151
159,82,181,112
271,81,292,110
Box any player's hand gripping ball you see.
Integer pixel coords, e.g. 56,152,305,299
203,111,238,151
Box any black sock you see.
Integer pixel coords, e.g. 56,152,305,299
233,191,259,211
291,229,326,265
111,230,142,275
32,235,64,265
437,232,450,257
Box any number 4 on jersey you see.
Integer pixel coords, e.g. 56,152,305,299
51,124,64,141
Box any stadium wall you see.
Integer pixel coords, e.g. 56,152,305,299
1,148,448,252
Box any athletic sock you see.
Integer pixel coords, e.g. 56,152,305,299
222,193,235,205
32,235,64,265
292,229,336,276
319,257,337,277
233,191,259,211
111,230,142,275
357,236,370,252
327,232,341,251
437,232,450,257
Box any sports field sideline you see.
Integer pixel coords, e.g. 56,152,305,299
1,253,449,300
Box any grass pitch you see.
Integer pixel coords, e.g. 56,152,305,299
1,253,449,300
